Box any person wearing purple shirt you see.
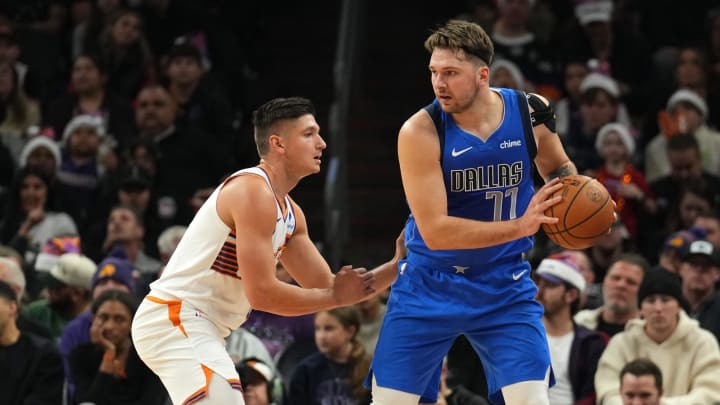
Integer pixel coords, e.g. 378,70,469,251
59,255,134,399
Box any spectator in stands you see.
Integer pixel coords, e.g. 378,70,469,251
89,8,155,99
562,249,602,310
163,42,235,147
23,252,95,340
0,60,41,164
288,306,371,404
44,53,136,152
0,166,78,266
354,287,387,354
645,89,720,182
677,239,720,341
563,73,630,174
642,134,720,260
594,122,654,241
56,114,109,231
587,219,631,279
134,84,232,224
575,254,649,338
534,254,606,405
694,211,720,247
490,0,556,91
657,227,706,274
226,328,275,373
93,205,162,296
489,58,531,92
619,358,663,405
564,0,651,113
0,279,63,405
595,269,720,404
555,59,590,139
156,224,186,265
68,289,168,404
237,357,284,405
60,254,134,400
90,165,162,260
17,133,61,180
0,255,50,338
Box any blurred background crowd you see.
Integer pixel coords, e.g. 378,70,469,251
1,0,720,404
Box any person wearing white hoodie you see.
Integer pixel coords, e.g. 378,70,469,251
594,269,720,405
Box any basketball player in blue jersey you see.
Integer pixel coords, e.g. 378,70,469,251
366,20,579,405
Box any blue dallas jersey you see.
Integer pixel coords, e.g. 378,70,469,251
405,87,536,267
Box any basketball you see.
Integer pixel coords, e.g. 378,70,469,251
541,175,615,250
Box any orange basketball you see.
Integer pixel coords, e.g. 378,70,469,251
541,175,615,250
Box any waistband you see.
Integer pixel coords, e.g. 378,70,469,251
406,251,525,273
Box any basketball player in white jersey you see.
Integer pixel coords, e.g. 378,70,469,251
132,97,403,405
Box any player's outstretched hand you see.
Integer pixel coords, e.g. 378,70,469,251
332,265,376,306
518,177,564,237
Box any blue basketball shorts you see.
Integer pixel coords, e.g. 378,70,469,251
365,257,554,404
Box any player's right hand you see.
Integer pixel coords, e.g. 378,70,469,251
331,265,376,306
518,177,564,236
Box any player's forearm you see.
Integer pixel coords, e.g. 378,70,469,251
544,161,577,181
246,280,338,316
368,258,400,296
420,216,525,250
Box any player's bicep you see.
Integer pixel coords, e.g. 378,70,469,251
279,202,334,288
221,180,278,289
528,94,575,180
398,114,448,230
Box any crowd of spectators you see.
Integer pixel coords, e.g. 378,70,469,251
2,0,720,404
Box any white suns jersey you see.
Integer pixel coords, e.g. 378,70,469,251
149,167,296,336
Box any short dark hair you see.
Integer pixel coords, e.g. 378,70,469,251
424,19,494,66
252,97,316,156
620,358,663,391
666,133,699,153
165,43,203,67
613,253,651,274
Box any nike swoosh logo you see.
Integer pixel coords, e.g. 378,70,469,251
512,269,528,281
451,146,473,157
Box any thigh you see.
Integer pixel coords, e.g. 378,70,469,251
366,262,456,403
133,297,240,405
501,380,550,405
466,300,553,404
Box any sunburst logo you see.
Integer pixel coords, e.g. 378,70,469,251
99,263,116,278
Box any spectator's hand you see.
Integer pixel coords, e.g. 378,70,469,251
332,265,375,306
18,207,46,236
90,315,116,353
617,183,644,200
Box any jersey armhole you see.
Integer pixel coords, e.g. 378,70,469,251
423,101,445,166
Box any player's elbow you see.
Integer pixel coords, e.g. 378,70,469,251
245,285,280,314
416,223,451,250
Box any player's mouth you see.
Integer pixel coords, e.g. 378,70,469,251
314,154,322,163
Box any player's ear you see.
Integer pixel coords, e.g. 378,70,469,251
476,64,490,85
268,134,285,152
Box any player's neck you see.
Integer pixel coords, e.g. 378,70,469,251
258,160,295,199
452,89,502,135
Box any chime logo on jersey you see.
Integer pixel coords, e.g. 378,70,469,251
450,161,523,192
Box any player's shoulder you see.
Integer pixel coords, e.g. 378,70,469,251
400,107,439,139
219,172,274,207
